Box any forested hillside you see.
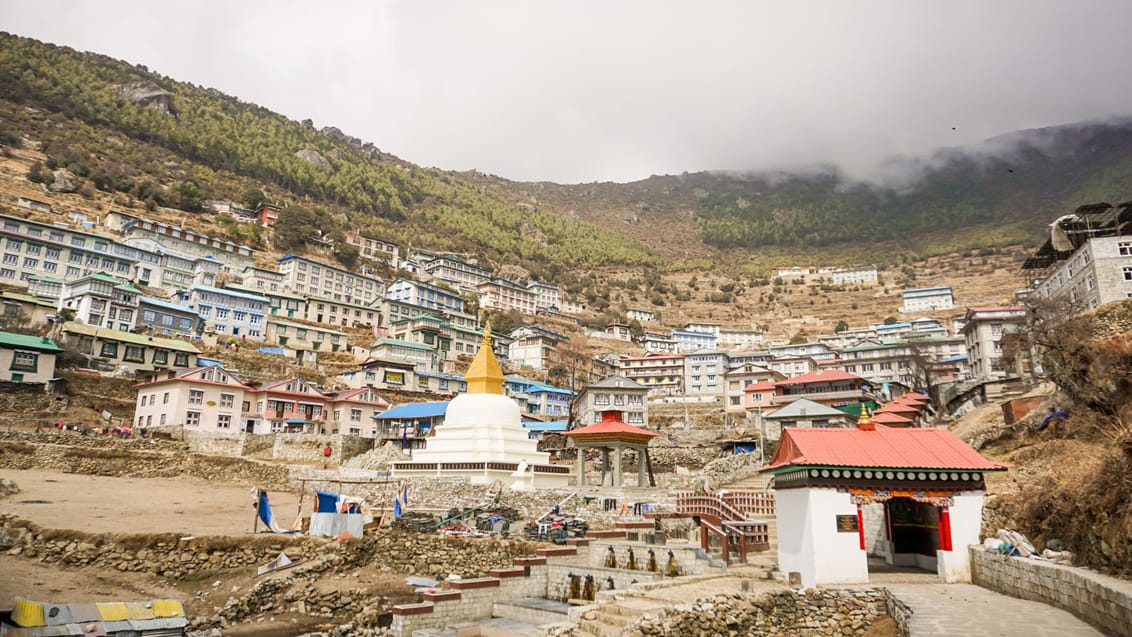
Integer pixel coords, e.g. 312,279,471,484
0,32,654,280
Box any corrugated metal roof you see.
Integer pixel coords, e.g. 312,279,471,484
762,426,1010,472
377,401,449,420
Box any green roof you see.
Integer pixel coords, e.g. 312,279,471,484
375,337,436,352
62,322,200,353
0,291,56,308
0,331,62,353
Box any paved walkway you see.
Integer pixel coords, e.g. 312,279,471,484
884,583,1103,636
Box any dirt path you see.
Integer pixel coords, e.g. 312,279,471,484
0,555,187,610
0,469,303,536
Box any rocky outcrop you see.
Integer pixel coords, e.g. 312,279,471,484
296,149,332,170
117,81,175,114
49,169,77,193
0,478,17,498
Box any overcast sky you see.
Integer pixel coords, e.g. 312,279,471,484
5,1,1132,183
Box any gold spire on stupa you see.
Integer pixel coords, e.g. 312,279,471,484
857,403,875,431
464,322,504,394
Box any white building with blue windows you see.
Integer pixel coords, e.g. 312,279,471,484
386,278,465,314
139,296,202,339
671,328,718,352
0,213,137,288
176,285,268,340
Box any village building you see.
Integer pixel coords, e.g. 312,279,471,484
114,213,254,271
0,213,137,288
617,352,684,397
671,328,717,352
303,293,379,328
391,326,570,488
526,280,560,310
386,278,465,314
507,325,569,374
759,354,819,379
0,331,62,385
829,265,879,286
370,337,441,373
625,308,656,323
225,284,308,321
16,197,52,213
761,409,1008,587
477,278,538,314
574,375,649,427
343,231,400,266
503,375,573,419
277,254,386,305
380,297,477,332
0,290,56,329
771,369,875,411
324,387,389,437
761,398,852,441
137,296,202,339
256,203,280,227
1022,201,1132,314
723,364,784,415
58,272,141,333
424,255,491,289
641,331,678,353
176,285,268,340
243,377,328,434
414,370,467,395
961,305,1029,381
133,366,247,432
375,401,448,451
265,319,348,360
900,286,955,313
683,350,730,398
605,322,632,341
132,249,220,294
336,357,418,391
743,380,778,422
718,327,765,350
240,265,286,292
62,322,199,373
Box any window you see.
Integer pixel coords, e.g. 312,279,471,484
43,262,57,273
189,389,204,405
0,269,13,279
185,411,201,427
1125,266,1132,281
160,414,166,425
1120,241,1132,256
66,266,80,278
143,310,158,322
123,345,145,363
351,408,362,422
217,414,231,429
45,247,59,260
68,252,82,264
161,314,174,326
99,341,118,358
220,393,234,408
10,351,37,372
2,254,17,266
163,392,170,404
594,393,610,405
25,244,40,256
5,239,20,251
153,349,168,365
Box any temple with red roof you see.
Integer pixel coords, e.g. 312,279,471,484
760,407,1008,588
566,409,658,487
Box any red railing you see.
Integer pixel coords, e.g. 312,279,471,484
721,492,776,517
675,492,773,564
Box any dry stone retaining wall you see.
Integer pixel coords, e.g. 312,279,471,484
970,545,1132,636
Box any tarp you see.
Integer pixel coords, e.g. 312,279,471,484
308,512,365,538
256,489,298,534
315,490,339,513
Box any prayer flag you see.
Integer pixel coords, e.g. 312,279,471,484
393,496,402,519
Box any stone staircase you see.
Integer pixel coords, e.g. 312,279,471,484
575,597,671,637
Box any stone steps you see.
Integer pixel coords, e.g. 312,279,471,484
575,597,671,637
411,616,541,636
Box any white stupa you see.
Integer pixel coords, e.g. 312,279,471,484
390,325,570,489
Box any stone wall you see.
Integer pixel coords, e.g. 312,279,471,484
970,546,1132,636
625,588,889,636
272,433,373,465
883,588,912,637
186,432,243,456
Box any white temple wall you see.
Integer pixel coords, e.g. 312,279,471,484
937,490,985,583
861,502,887,558
776,487,868,588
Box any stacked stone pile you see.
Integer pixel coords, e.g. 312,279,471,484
0,478,17,497
0,441,290,485
341,443,406,471
628,588,890,637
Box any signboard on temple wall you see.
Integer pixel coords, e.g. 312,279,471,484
836,514,859,533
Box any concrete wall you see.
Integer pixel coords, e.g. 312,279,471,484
861,502,886,557
970,546,1132,637
777,487,868,589
937,491,984,583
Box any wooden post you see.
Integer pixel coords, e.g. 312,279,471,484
252,488,260,534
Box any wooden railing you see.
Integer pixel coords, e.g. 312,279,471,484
721,492,776,517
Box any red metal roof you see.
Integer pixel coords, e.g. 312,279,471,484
762,425,1009,472
775,369,864,386
566,410,658,439
743,381,777,392
875,402,922,414
872,411,914,424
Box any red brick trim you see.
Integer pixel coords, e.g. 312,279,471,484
513,557,547,566
450,577,501,589
489,567,528,578
586,530,627,539
422,591,462,602
566,538,591,546
536,547,578,557
392,603,434,616
616,521,655,529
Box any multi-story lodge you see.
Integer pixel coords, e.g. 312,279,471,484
112,213,254,272
343,231,400,266
62,322,199,373
723,364,784,414
1023,202,1132,315
224,284,308,321
425,255,491,290
478,278,538,314
381,298,477,332
265,319,348,355
900,286,954,313
58,272,141,333
671,329,717,352
617,352,684,397
176,285,268,340
386,279,465,314
507,325,569,374
684,350,730,397
961,305,1028,381
370,337,441,373
304,294,379,328
0,213,137,288
240,266,286,293
770,369,874,410
574,376,649,427
277,254,386,305
138,297,203,339
527,280,560,310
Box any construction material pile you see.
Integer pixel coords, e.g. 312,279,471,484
522,514,589,543
389,511,439,533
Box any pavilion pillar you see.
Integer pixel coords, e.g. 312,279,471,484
637,445,647,487
601,447,610,486
575,446,586,486
612,445,623,487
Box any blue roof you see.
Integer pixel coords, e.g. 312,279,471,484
526,382,573,396
197,357,223,367
258,346,288,355
377,401,449,420
522,420,569,432
140,296,198,315
672,329,715,337
876,322,912,330
938,354,969,363
191,285,268,303
417,371,464,381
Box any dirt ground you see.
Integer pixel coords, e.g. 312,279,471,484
0,469,303,536
0,555,186,610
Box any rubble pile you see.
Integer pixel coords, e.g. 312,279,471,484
390,512,439,533
522,514,589,543
341,443,407,472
